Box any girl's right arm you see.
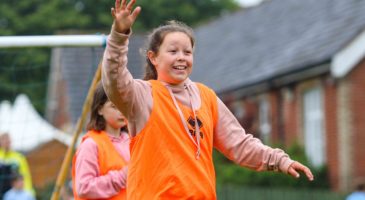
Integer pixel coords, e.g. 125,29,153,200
102,0,150,136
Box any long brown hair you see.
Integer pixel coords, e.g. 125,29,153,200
143,20,195,80
86,82,108,131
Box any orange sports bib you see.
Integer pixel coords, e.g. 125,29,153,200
127,80,218,199
72,130,127,200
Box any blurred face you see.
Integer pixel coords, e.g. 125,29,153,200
98,101,127,130
149,32,193,85
13,178,24,190
0,134,11,151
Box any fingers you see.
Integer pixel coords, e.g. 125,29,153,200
303,166,314,181
130,6,141,21
126,0,136,11
114,0,138,14
115,0,121,10
288,161,314,181
121,0,126,9
288,166,300,178
111,7,116,18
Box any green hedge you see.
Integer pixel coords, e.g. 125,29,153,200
213,143,330,189
216,185,345,200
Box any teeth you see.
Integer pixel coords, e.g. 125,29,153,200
174,66,186,70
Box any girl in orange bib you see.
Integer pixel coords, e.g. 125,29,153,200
72,83,130,200
102,0,314,199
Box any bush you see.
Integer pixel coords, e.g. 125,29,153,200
213,143,330,189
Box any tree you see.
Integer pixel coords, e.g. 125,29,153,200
0,0,240,114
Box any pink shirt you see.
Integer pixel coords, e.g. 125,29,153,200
74,132,130,199
102,28,294,174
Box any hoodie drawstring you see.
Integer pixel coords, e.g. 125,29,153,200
167,84,201,159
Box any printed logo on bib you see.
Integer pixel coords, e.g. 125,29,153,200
187,116,204,139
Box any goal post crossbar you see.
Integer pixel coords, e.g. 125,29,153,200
0,35,107,48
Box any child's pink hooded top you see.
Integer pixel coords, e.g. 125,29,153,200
73,131,130,199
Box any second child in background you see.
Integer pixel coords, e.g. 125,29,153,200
72,82,130,200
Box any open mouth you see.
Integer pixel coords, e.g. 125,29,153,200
173,65,187,70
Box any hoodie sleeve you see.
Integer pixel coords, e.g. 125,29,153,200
75,138,128,199
101,27,152,136
213,98,294,173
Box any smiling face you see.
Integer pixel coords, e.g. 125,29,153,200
148,32,193,85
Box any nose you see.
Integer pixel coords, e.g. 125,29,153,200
177,52,185,61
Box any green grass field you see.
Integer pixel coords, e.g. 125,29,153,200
216,185,345,200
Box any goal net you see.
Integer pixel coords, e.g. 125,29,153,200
0,35,106,199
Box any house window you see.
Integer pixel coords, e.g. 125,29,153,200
303,87,326,167
232,100,245,121
259,98,271,144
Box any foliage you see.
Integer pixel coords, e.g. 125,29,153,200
213,143,331,189
0,48,50,113
0,0,89,36
216,185,345,200
0,0,239,114
133,0,239,31
0,0,240,35
35,182,54,200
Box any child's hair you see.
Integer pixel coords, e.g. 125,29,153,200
87,82,108,131
143,20,195,80
87,82,128,132
12,174,23,183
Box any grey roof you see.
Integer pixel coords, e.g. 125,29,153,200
191,0,365,94
59,34,146,124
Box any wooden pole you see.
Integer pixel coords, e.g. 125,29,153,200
50,61,102,200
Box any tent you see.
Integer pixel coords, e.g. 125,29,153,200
0,94,71,152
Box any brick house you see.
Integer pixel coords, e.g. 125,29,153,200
191,0,365,192
46,34,146,132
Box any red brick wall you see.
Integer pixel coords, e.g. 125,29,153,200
324,76,339,190
269,91,281,143
283,88,299,146
349,58,365,181
243,99,259,135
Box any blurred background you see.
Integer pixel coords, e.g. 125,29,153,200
1,0,365,199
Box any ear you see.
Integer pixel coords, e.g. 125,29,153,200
98,107,103,116
147,50,158,66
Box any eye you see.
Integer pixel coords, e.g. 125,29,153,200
184,50,192,54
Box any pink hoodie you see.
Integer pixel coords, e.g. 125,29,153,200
74,132,130,199
101,28,294,175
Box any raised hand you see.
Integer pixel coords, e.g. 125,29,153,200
287,161,314,181
111,0,141,34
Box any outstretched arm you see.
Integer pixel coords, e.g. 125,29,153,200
214,98,314,181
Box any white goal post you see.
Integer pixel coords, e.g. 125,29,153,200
0,35,107,48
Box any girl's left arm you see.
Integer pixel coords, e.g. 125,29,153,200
75,139,127,198
213,98,313,180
